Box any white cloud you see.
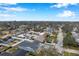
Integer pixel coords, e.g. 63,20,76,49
0,13,16,17
1,7,27,12
0,3,36,12
0,6,36,12
5,3,17,5
50,3,78,8
0,13,17,21
0,3,17,6
0,3,27,12
57,10,75,17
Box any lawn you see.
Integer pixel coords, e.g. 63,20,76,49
64,52,79,56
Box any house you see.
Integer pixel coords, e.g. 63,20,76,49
31,32,47,43
20,31,47,43
14,49,27,56
44,27,53,35
18,40,41,52
72,32,79,44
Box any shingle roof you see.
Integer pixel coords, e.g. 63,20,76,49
0,52,13,56
14,49,27,56
18,40,40,51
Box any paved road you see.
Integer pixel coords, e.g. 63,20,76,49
55,27,63,54
0,43,10,47
12,40,24,47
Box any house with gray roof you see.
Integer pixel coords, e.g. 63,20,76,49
18,40,41,52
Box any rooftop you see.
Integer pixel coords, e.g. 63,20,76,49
18,40,41,51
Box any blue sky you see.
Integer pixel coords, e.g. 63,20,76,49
0,3,79,21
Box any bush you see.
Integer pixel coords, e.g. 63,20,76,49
36,48,62,56
46,35,52,43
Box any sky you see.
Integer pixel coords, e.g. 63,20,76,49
0,3,79,21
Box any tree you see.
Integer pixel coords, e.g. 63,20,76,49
63,32,77,47
45,34,52,43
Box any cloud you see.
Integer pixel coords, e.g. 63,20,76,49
0,13,16,17
1,7,27,12
0,3,17,5
57,10,75,17
0,3,17,7
0,6,36,12
0,3,27,12
0,3,36,12
5,3,17,5
50,3,78,8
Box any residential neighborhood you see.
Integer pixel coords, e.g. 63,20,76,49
0,3,79,56
0,21,79,56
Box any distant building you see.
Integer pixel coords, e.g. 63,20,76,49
72,32,79,44
72,27,79,44
44,27,53,34
72,27,78,32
